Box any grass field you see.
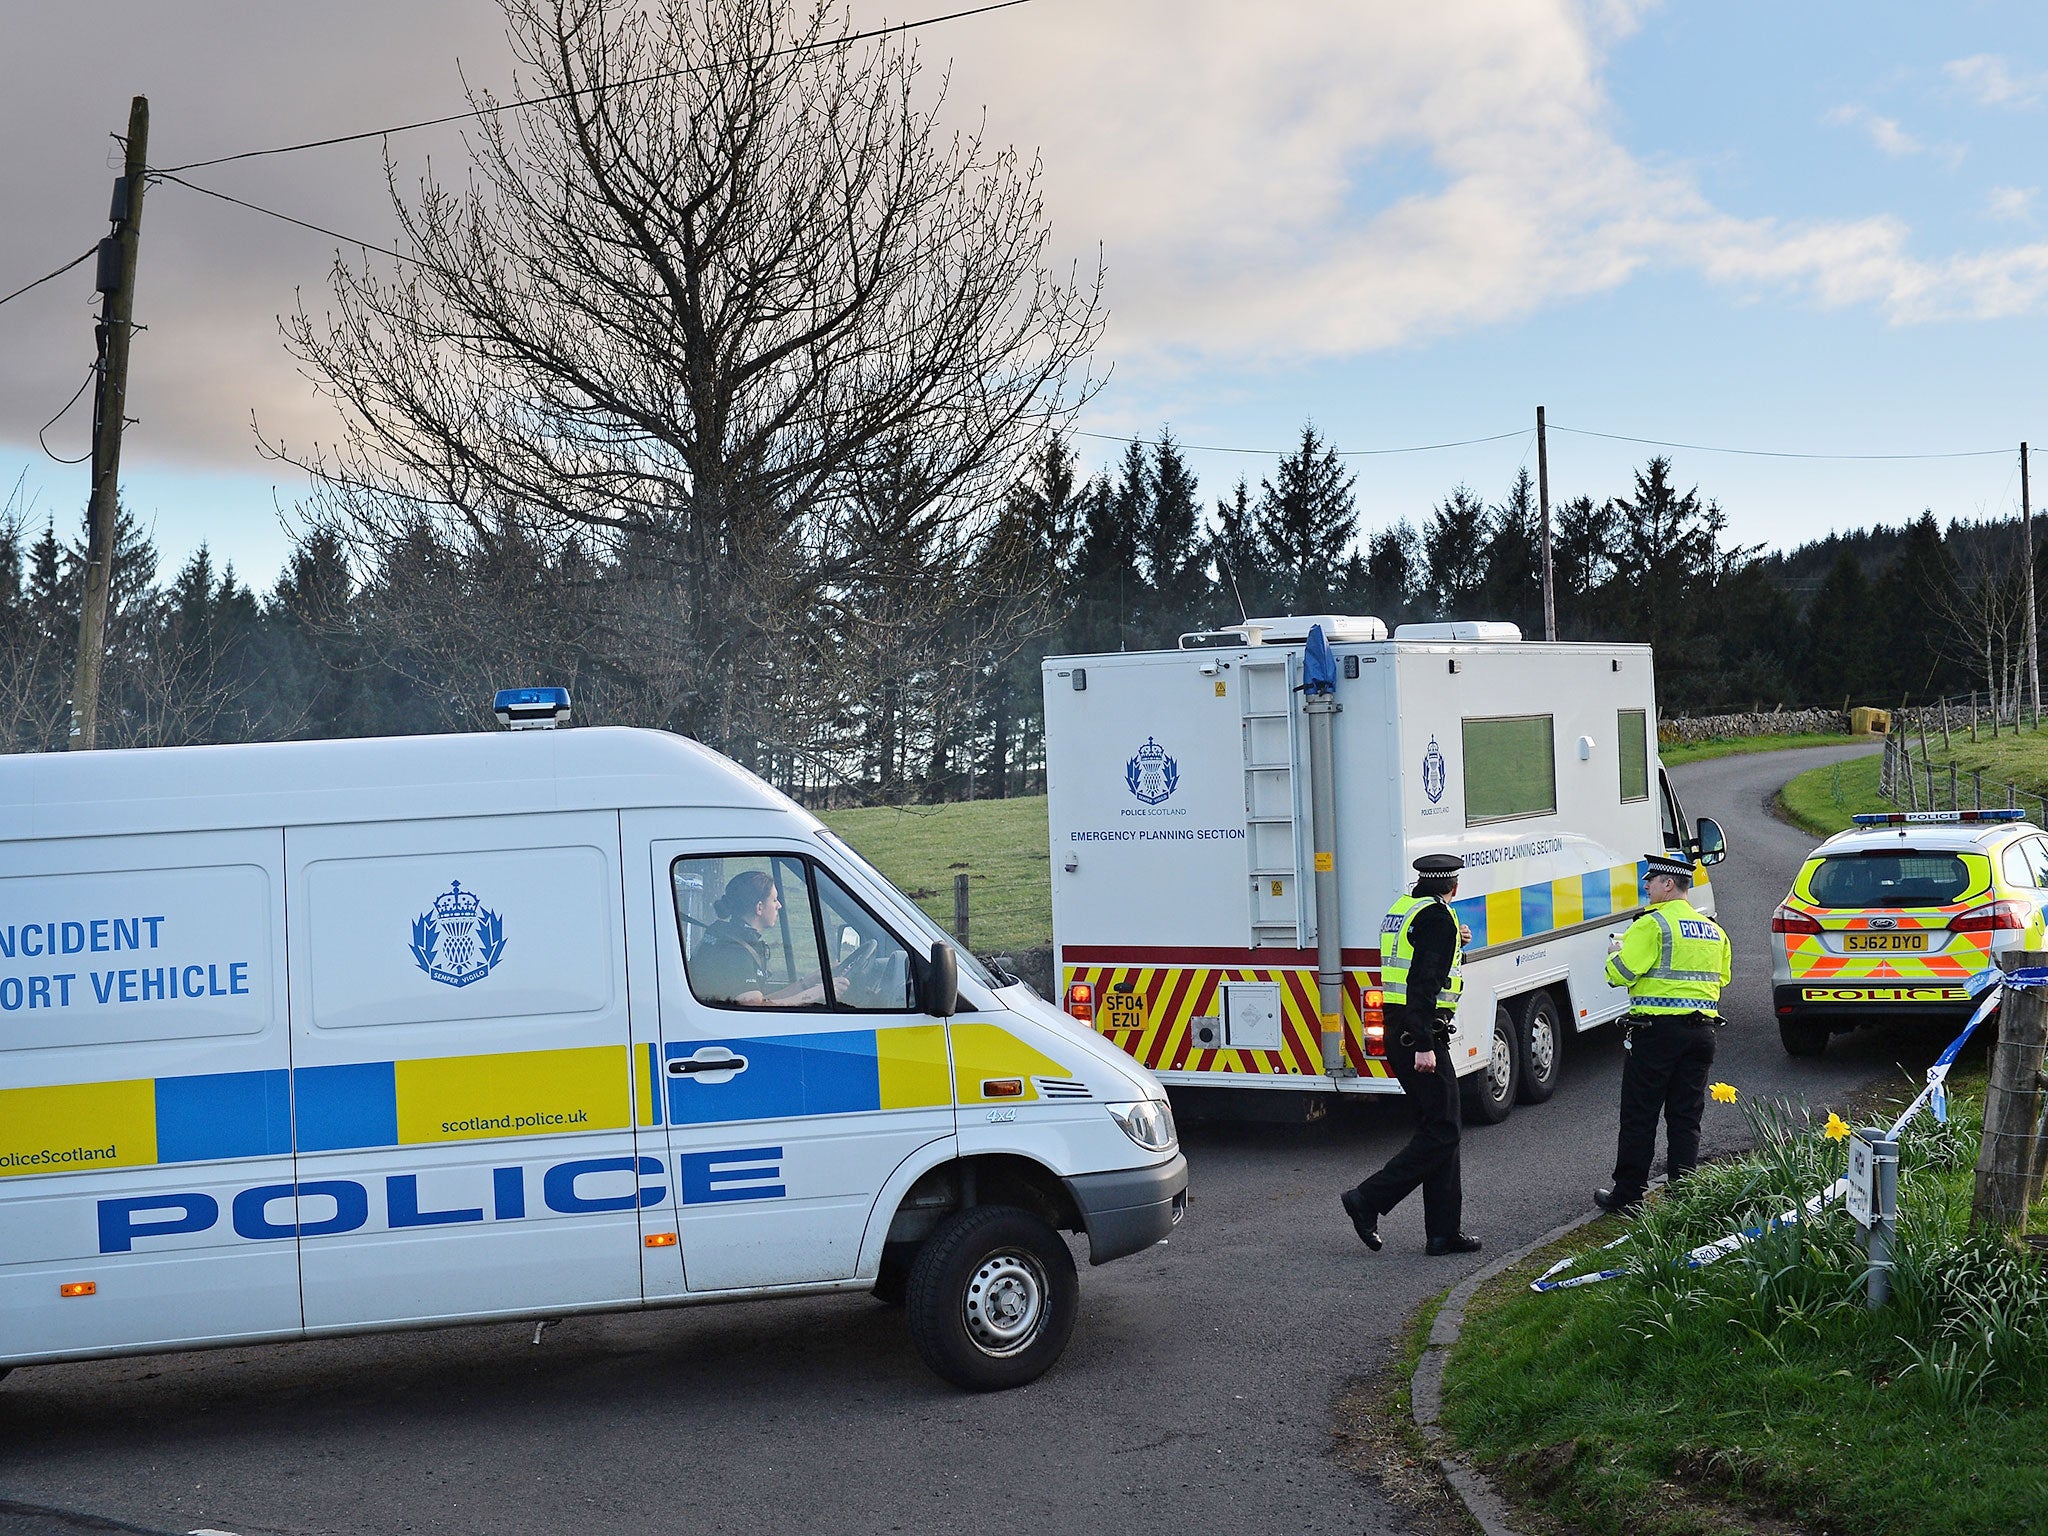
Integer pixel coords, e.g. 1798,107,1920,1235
1891,718,2048,803
1437,1068,2048,1536
1776,750,1885,837
820,796,1052,955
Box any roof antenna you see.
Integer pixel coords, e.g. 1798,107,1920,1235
1221,559,1250,624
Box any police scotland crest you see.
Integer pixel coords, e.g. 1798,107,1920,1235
410,880,507,988
1125,737,1179,806
1422,737,1448,805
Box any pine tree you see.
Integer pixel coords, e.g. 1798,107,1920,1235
1139,429,1202,639
1205,478,1262,621
1257,423,1356,613
1362,521,1424,624
1424,485,1488,615
1477,467,1542,631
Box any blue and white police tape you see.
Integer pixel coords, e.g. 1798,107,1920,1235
1531,968,2037,1294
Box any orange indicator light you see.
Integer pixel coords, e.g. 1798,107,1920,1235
982,1078,1025,1098
644,1232,678,1248
60,1281,96,1298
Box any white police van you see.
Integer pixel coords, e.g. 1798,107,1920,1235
1046,619,1727,1122
0,692,1185,1392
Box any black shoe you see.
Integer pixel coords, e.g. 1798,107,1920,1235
1425,1233,1483,1256
1340,1188,1382,1251
1594,1186,1643,1214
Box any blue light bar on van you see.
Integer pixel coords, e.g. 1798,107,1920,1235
493,687,571,731
1850,810,2024,825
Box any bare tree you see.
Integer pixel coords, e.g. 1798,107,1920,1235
274,0,1103,770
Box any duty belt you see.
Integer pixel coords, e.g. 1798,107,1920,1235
1626,1010,1722,1028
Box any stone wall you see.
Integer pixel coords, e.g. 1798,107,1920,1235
1657,708,1851,745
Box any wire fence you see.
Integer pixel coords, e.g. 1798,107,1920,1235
1879,690,2048,822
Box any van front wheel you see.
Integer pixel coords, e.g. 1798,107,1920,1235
906,1205,1078,1391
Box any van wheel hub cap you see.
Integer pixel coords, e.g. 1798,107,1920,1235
964,1252,1045,1354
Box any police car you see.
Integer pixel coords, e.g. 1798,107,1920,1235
1771,809,2045,1056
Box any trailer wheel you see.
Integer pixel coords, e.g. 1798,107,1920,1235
1779,1015,1830,1058
1515,990,1565,1104
1462,1005,1519,1125
906,1205,1078,1392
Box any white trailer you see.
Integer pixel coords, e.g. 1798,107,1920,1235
1043,617,1726,1122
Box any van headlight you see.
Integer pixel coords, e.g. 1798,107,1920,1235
1106,1099,1177,1153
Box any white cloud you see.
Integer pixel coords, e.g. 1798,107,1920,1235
1989,186,2038,223
925,0,2048,362
1945,53,2044,107
1826,103,1924,158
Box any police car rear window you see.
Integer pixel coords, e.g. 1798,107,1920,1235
1808,852,1971,909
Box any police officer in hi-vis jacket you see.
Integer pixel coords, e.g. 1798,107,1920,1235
1595,851,1732,1213
1341,854,1482,1257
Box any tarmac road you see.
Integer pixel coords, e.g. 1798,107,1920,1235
1,742,1918,1536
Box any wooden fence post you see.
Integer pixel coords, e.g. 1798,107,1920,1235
953,872,970,948
1975,953,2048,1234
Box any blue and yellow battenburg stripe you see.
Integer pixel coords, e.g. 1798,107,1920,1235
5,1025,1068,1177
1451,861,1651,951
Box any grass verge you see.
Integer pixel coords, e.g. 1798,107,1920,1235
1433,1068,2048,1536
819,795,1051,955
1775,751,1885,837
1888,720,2048,807
1659,732,1860,767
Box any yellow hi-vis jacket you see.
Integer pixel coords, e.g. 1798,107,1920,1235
1605,896,1731,1017
1379,894,1464,1011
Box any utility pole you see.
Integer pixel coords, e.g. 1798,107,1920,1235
1537,405,1556,641
2024,442,2040,727
70,95,149,751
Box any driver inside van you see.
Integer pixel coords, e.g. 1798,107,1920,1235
692,869,826,1007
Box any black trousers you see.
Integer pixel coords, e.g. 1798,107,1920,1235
1610,1016,1718,1198
1353,1031,1463,1242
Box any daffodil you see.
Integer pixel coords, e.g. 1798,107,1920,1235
1824,1112,1851,1141
1710,1081,1738,1104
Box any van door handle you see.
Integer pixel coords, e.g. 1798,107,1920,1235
669,1050,748,1079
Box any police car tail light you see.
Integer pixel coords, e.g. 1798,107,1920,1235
1770,905,1823,936
1952,899,2030,933
1361,988,1387,1058
1065,982,1095,1024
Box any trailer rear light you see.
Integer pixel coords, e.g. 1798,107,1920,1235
1065,982,1094,1024
1952,900,2030,933
1770,905,1823,935
1361,988,1386,1058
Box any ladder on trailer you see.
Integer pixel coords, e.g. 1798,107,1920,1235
1240,657,1310,947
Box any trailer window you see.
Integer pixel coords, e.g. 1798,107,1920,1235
1462,715,1556,824
1618,709,1649,802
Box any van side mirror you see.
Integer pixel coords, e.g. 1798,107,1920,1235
1692,816,1728,867
920,941,958,1018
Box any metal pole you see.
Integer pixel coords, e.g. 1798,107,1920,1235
1537,405,1556,642
1866,1135,1897,1309
2027,443,2040,725
71,95,149,750
1304,691,1348,1078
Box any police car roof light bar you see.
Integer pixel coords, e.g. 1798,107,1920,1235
1850,809,2025,826
493,687,572,731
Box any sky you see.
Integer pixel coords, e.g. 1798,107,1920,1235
3,0,2047,597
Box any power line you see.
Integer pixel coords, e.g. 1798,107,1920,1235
37,366,98,465
152,172,417,265
1548,422,2010,463
0,245,98,309
1072,427,1530,458
152,0,1035,176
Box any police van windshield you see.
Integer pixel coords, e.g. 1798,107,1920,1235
816,831,1000,990
1809,852,1972,909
